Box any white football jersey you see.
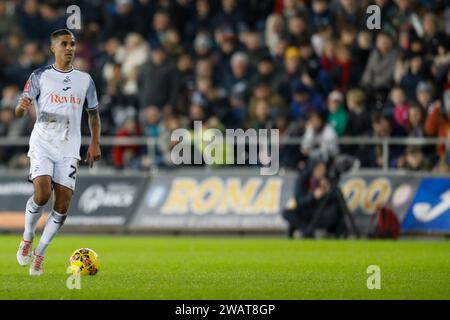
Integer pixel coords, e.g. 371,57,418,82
22,65,98,161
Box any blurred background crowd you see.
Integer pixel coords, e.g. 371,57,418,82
0,0,450,172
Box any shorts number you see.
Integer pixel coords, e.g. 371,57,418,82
69,165,77,179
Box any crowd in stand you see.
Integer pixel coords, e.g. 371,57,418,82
0,0,449,172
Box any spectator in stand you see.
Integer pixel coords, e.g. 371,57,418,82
285,14,310,46
112,117,143,169
343,88,371,166
17,0,46,41
397,145,431,171
425,94,450,161
121,33,150,95
420,12,447,57
247,99,271,130
344,88,370,136
184,0,214,45
361,32,400,109
213,0,245,31
301,110,339,163
407,102,426,137
290,82,325,122
248,56,280,93
137,41,180,113
399,53,426,101
335,0,364,31
0,1,18,40
311,0,335,31
415,81,433,110
277,46,302,101
221,51,252,96
387,86,409,131
249,81,287,118
326,90,348,137
101,0,138,42
370,112,406,168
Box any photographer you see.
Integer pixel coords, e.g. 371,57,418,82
282,159,345,239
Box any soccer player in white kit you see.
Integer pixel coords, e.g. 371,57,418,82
15,29,102,276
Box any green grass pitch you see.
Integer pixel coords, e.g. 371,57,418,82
0,235,449,300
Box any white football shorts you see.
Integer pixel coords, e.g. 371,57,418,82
28,154,79,191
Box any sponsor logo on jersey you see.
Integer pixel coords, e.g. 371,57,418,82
50,93,81,105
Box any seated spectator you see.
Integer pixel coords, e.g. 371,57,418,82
277,46,302,101
407,103,426,137
311,0,335,31
220,51,252,95
137,42,180,112
331,44,361,91
249,81,287,117
370,112,406,168
290,82,325,121
112,117,143,169
397,145,431,171
301,110,339,163
247,99,271,130
344,88,370,136
425,93,450,160
416,81,433,110
387,86,409,130
326,90,348,137
399,53,426,101
285,14,310,46
361,32,400,109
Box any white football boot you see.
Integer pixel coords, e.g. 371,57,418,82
29,251,44,276
16,239,33,267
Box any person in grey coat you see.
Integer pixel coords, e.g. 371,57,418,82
137,43,180,113
361,32,400,108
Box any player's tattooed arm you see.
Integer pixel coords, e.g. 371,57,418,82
85,108,101,167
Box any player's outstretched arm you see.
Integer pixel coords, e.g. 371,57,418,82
15,97,33,118
85,108,101,168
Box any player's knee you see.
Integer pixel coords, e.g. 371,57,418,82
54,198,71,214
34,191,51,206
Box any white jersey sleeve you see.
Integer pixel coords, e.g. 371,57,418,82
22,72,40,100
85,76,99,110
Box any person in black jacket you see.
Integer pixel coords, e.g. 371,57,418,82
282,159,344,238
137,42,180,113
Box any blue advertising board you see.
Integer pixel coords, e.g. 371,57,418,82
402,178,450,233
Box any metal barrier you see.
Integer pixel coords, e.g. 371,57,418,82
0,135,445,172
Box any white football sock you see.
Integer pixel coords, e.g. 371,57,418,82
35,210,67,256
23,196,44,242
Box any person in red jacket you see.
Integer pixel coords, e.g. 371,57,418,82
112,117,142,168
424,93,450,160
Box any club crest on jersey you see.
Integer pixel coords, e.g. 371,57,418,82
63,76,71,85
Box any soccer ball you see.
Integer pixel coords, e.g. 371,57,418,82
69,248,100,276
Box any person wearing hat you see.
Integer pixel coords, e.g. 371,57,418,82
416,81,433,110
277,46,302,101
289,81,325,121
326,90,348,136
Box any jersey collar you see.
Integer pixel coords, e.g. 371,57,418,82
52,64,74,73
